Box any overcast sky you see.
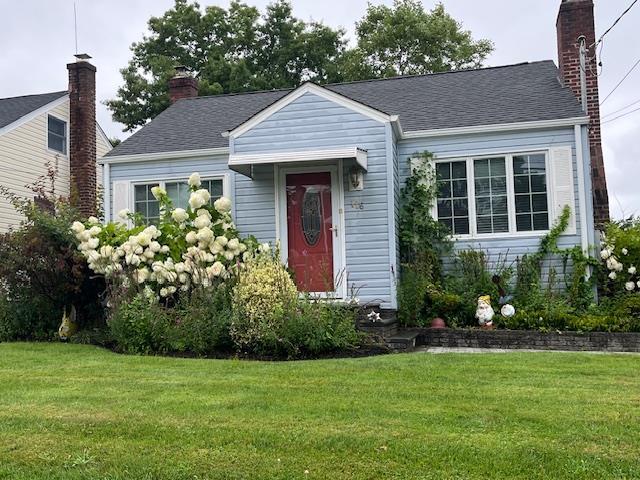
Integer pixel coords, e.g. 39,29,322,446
1,0,638,218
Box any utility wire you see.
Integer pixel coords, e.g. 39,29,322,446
591,0,638,49
600,57,640,105
601,105,640,124
602,97,640,118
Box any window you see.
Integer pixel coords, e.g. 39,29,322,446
134,184,160,224
474,157,508,234
133,177,225,224
433,152,550,237
513,154,549,232
436,161,469,235
47,115,67,154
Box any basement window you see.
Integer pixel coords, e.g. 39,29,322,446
47,115,67,154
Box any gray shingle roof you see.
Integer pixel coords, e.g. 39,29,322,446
0,91,67,130
107,61,585,157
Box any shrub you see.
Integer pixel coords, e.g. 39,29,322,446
600,217,640,295
170,287,234,355
0,197,104,340
71,172,253,302
108,294,172,354
279,299,360,357
230,250,297,354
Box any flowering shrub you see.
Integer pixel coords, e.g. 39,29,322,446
71,172,250,299
600,218,640,294
230,247,298,353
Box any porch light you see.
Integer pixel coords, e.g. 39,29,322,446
349,166,364,191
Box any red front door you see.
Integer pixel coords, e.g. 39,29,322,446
286,172,334,292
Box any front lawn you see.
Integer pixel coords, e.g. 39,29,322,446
0,344,639,479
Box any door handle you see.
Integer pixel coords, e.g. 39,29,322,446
329,225,338,237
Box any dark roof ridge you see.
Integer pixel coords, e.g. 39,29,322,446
0,90,67,102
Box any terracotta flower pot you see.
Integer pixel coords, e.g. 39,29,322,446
430,317,446,329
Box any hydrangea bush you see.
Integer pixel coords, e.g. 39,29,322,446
600,218,640,294
71,172,253,299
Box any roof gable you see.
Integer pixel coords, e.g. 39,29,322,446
227,82,395,139
0,91,68,132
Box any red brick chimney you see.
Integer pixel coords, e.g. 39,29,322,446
67,53,97,217
168,66,198,103
557,0,609,226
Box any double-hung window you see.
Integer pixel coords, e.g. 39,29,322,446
434,151,552,237
133,177,225,224
47,115,67,154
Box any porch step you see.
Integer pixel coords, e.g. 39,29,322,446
386,329,421,352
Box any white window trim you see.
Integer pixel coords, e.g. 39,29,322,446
46,114,68,156
431,150,552,240
129,173,230,218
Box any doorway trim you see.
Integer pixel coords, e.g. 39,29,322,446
275,162,347,299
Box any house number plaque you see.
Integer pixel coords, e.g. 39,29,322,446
351,200,364,210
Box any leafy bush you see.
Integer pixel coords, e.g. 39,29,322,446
230,249,298,354
600,217,640,295
71,172,252,301
170,287,234,355
279,299,360,357
0,196,104,341
108,294,172,354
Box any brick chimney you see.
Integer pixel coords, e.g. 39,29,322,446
557,0,609,226
168,66,198,103
67,53,97,217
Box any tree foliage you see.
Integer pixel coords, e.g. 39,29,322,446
107,0,493,131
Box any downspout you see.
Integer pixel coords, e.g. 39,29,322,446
103,162,111,222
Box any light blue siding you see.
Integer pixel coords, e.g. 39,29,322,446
236,92,393,306
397,127,583,282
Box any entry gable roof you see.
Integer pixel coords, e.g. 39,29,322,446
226,82,396,138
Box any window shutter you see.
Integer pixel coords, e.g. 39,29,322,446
549,146,576,235
111,181,130,225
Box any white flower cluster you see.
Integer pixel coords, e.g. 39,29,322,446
71,172,249,298
600,238,639,292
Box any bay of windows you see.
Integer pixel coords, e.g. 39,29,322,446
134,177,224,224
435,152,550,237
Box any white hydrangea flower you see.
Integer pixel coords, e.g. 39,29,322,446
195,189,211,204
159,287,169,297
196,209,211,219
118,208,130,220
214,196,232,213
606,257,623,272
609,271,617,280
160,245,170,253
215,235,228,247
622,248,629,255
188,172,201,187
71,221,85,234
189,191,207,210
194,215,211,229
151,186,166,200
629,266,637,275
197,227,214,243
600,248,612,260
87,216,100,225
227,238,240,251
87,238,100,249
172,208,188,223
625,281,635,291
185,231,198,244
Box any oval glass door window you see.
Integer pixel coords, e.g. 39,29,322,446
301,190,322,246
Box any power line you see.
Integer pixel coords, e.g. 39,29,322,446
591,0,638,49
600,57,640,105
601,105,640,124
602,97,640,118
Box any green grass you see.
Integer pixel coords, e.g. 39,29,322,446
0,343,639,479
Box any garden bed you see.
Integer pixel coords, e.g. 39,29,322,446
412,328,640,352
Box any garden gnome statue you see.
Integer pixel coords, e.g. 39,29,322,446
475,295,494,327
58,305,77,340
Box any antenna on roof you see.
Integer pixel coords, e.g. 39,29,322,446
73,1,78,54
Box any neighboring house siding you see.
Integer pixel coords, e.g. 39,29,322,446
398,127,583,282
234,92,393,306
0,99,111,232
0,102,70,232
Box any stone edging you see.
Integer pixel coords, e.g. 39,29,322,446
416,329,640,352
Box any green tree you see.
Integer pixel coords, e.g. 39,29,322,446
106,0,346,130
347,0,493,78
107,0,492,131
